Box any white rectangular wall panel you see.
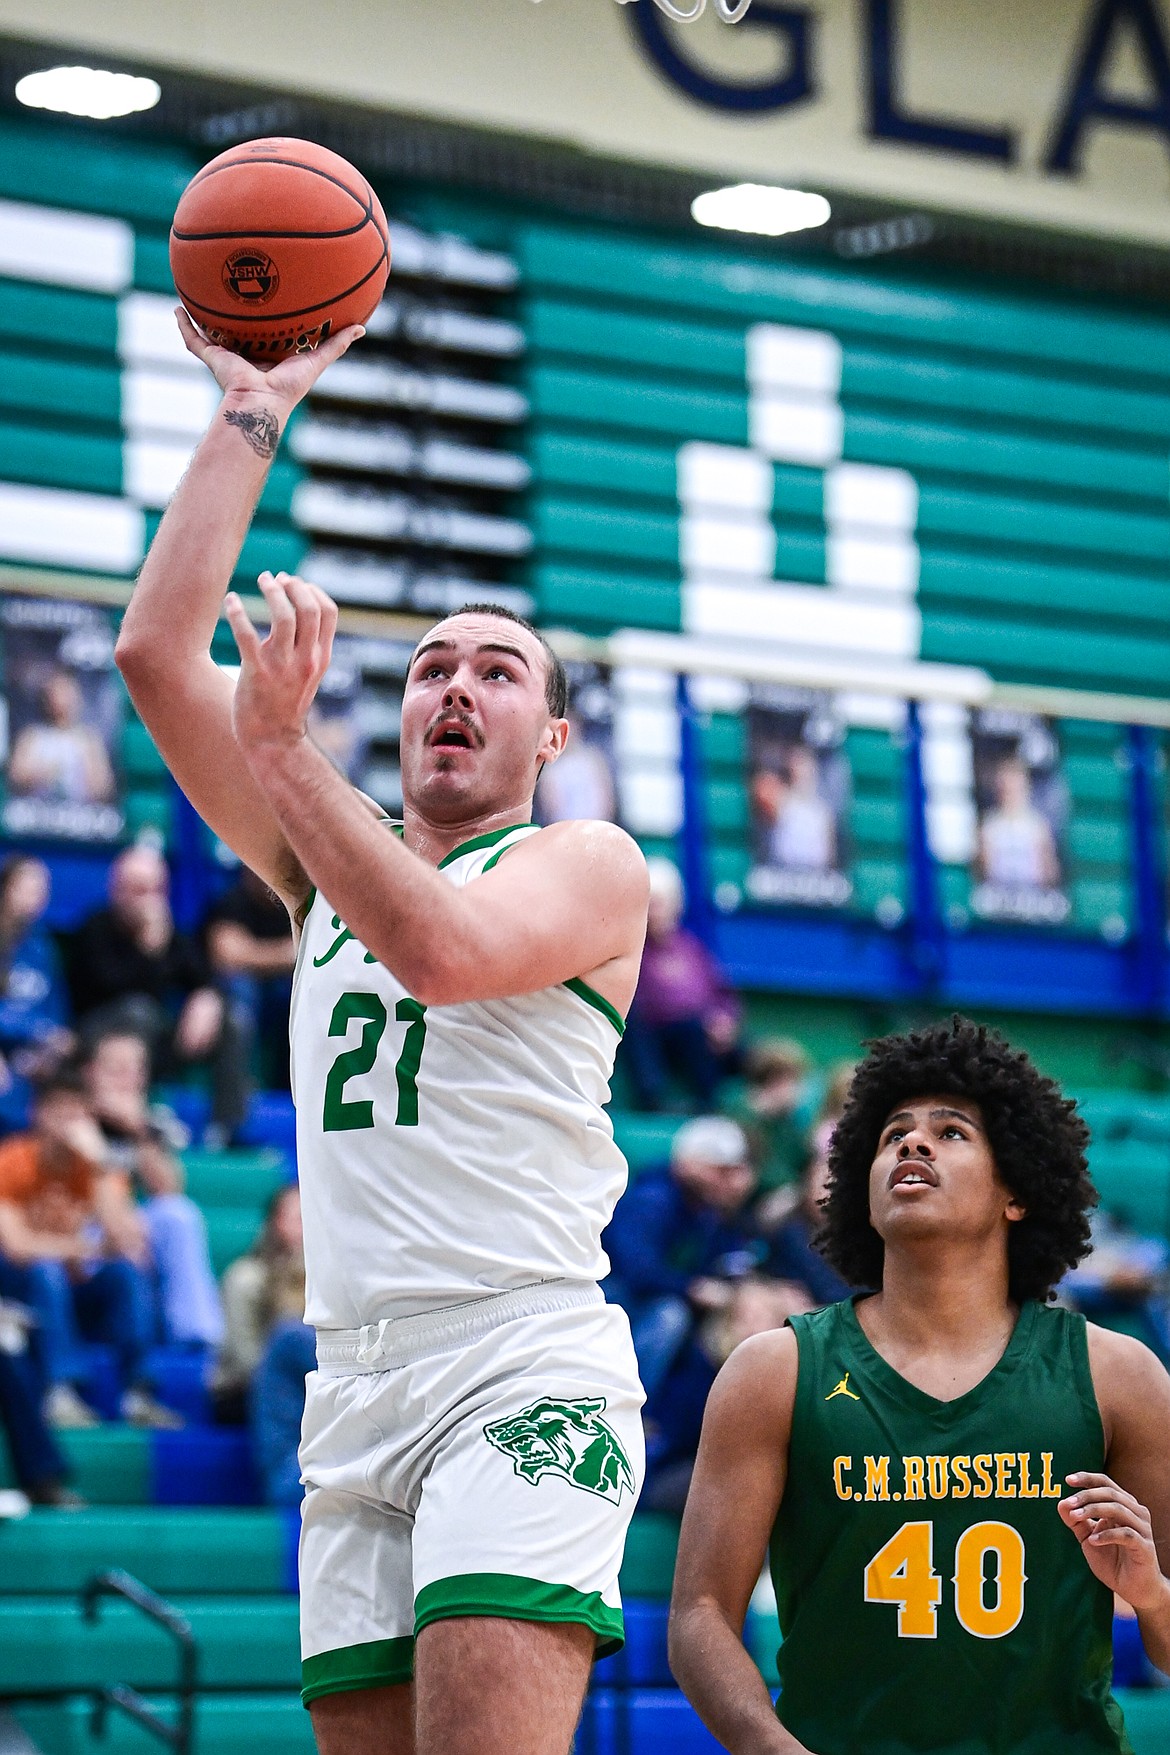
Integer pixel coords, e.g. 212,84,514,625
835,692,908,731
0,200,132,293
927,796,978,865
677,443,772,513
0,482,143,573
825,463,918,533
121,369,219,440
687,673,751,715
680,513,776,578
612,702,682,766
123,438,198,508
826,534,920,594
117,293,208,369
617,768,685,838
683,579,921,660
745,324,842,396
748,396,844,468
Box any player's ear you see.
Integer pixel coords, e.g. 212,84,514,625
537,715,570,768
1004,1195,1027,1224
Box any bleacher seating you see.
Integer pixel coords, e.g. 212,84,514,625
2,98,1170,1753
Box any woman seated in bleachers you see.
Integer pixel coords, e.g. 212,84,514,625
211,1184,312,1503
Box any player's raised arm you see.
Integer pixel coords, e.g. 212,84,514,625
668,1330,812,1755
222,584,649,1007
1068,1326,1170,1676
114,314,362,906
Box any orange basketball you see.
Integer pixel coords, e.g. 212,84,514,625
170,137,390,358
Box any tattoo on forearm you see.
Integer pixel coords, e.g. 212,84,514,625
223,407,280,459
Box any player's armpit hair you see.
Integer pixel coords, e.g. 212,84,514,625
817,1015,1095,1304
222,406,280,460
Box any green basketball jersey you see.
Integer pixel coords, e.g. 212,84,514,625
771,1299,1131,1755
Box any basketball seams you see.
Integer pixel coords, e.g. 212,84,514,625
186,154,373,209
172,215,375,243
173,239,388,327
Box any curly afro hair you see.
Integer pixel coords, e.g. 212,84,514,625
818,1016,1095,1304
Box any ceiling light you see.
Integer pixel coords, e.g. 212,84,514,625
692,183,831,238
15,66,161,121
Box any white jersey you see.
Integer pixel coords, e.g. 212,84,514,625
289,822,630,1331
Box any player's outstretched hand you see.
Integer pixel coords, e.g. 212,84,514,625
175,306,363,413
1060,1472,1167,1612
224,571,338,756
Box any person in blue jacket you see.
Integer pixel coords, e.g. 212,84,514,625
603,1115,761,1394
0,857,73,1132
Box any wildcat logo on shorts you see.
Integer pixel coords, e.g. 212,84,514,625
484,1397,634,1503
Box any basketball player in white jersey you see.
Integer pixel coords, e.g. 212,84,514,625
116,314,650,1755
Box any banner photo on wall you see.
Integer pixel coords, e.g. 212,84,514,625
745,686,851,908
312,635,415,818
536,660,621,828
969,707,1069,927
0,597,124,843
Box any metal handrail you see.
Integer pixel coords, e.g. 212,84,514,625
80,1571,197,1755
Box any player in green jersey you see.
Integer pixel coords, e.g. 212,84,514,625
669,1016,1170,1755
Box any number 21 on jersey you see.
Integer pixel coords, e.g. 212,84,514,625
322,990,428,1131
864,1520,1027,1639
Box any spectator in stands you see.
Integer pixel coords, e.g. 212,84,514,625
227,1186,311,1502
212,1183,305,1425
67,843,247,1142
764,1121,855,1307
623,858,740,1111
1061,1206,1170,1359
251,1314,316,1507
642,1275,809,1513
81,1029,223,1356
0,1299,82,1508
604,1115,760,1395
0,1071,174,1428
0,856,74,1131
726,1037,815,1197
205,866,296,1094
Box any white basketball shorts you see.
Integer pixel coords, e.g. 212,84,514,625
298,1280,645,1708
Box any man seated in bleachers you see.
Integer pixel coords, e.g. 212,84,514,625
0,1071,175,1428
622,858,741,1111
67,843,247,1145
603,1115,761,1395
204,865,296,1097
81,1028,223,1358
641,1275,809,1514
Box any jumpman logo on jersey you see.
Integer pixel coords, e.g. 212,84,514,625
826,1372,861,1402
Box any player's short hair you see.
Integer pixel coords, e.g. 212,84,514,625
817,1015,1095,1304
447,603,568,719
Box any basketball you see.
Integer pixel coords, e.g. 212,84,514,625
169,136,390,357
